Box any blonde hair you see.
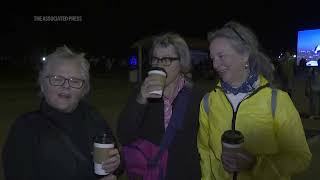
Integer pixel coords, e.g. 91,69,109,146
38,45,90,95
149,32,191,74
208,21,274,82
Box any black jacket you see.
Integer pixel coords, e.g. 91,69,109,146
3,100,120,180
117,85,205,180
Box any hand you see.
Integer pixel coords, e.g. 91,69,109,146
99,174,117,180
221,148,256,173
101,148,121,174
137,76,164,104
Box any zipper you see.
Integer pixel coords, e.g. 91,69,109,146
216,83,270,130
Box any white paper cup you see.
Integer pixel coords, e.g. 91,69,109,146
93,143,115,175
221,130,244,153
93,133,114,176
147,69,167,96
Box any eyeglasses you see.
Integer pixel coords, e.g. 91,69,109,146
150,56,180,66
46,75,85,89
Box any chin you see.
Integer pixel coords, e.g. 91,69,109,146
56,104,75,113
221,76,230,83
57,107,71,113
220,73,232,83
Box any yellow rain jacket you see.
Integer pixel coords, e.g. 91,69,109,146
198,76,312,180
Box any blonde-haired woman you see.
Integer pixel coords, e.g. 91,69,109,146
198,21,311,180
3,46,121,180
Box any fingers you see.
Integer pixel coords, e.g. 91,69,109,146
140,76,164,99
236,150,256,170
102,149,121,173
236,151,254,162
221,150,256,173
145,76,164,85
108,149,119,157
221,152,238,173
143,76,164,89
99,174,117,180
222,161,237,173
102,159,120,173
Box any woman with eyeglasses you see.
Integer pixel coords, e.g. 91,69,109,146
3,46,121,180
117,32,205,180
198,21,311,180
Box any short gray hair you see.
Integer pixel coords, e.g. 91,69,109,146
38,45,90,95
149,32,191,74
208,21,274,82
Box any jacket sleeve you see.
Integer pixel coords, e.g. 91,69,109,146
3,116,38,180
117,88,148,145
197,97,214,180
252,92,312,179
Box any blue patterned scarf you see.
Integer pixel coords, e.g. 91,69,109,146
221,71,258,95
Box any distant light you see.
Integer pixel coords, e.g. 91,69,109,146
306,60,318,67
42,57,46,61
129,55,137,66
293,54,297,58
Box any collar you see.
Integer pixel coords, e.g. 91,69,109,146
163,75,185,104
40,99,85,131
221,71,258,95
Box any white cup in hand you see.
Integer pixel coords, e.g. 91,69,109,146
93,133,115,175
147,67,167,98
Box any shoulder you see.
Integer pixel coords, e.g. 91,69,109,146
12,111,43,129
276,90,295,107
5,111,43,145
206,87,222,98
271,88,289,99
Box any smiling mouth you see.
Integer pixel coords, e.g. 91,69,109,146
218,70,227,74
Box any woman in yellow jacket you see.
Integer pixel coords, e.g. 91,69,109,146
198,21,312,180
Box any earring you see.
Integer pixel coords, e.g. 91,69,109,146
245,64,249,69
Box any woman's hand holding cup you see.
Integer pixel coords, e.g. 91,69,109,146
220,130,256,173
93,133,118,176
221,148,256,173
99,174,117,180
101,148,121,173
137,67,167,104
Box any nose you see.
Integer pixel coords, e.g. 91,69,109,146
62,80,71,89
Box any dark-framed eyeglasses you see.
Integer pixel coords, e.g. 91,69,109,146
150,56,180,66
46,75,85,89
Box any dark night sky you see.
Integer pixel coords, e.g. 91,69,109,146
1,0,320,57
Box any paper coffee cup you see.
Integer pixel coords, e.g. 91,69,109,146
93,134,114,175
147,67,167,97
221,130,244,153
